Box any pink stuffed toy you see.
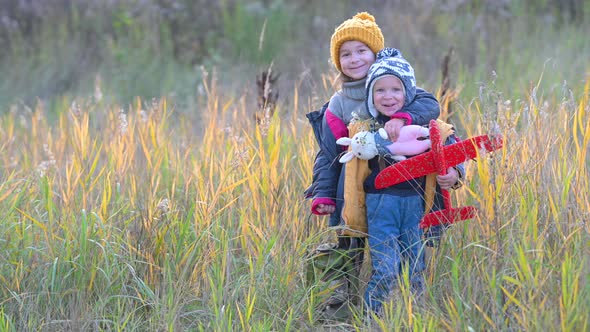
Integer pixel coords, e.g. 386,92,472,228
336,125,431,163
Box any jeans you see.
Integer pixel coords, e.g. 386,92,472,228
364,193,425,313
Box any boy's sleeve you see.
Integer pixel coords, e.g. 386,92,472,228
391,88,440,126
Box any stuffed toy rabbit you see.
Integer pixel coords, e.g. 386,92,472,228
336,125,431,163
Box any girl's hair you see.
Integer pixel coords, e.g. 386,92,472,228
337,72,354,83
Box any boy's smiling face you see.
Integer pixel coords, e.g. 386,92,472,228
339,40,376,80
372,75,405,117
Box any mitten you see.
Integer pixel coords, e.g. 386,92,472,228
373,130,393,157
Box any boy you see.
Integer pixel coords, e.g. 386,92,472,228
362,48,463,313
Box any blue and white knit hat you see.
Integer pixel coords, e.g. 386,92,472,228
365,48,416,118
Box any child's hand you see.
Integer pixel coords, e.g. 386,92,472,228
312,198,336,215
315,204,335,214
373,130,393,156
383,118,405,141
436,167,459,190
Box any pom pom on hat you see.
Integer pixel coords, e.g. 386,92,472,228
330,12,384,72
365,48,417,118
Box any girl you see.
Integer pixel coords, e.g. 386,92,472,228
308,12,439,234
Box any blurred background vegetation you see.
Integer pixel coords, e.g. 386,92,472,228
1,1,589,330
1,0,588,117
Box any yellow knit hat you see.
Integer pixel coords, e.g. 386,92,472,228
330,12,384,72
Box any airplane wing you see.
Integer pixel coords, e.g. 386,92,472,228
375,134,503,189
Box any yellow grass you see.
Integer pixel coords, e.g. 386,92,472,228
0,74,588,330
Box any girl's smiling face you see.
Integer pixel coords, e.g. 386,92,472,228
339,40,375,80
372,75,405,116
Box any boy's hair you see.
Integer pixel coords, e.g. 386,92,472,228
330,12,384,73
365,48,417,118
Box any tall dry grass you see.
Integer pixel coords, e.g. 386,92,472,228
0,71,588,330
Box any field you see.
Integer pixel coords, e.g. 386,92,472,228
1,1,589,331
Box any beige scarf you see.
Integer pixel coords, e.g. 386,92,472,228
340,120,372,237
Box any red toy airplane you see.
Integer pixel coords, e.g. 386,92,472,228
375,119,503,228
